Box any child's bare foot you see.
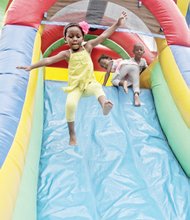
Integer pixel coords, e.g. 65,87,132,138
69,134,77,146
134,93,141,106
123,81,128,93
103,100,113,115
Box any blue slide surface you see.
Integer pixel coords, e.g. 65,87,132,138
37,81,190,220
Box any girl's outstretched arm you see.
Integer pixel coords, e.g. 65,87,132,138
16,50,69,71
86,11,127,51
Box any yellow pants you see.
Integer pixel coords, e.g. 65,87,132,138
65,81,105,122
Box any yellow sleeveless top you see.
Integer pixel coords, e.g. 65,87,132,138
63,48,96,93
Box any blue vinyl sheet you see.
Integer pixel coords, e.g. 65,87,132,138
37,81,190,220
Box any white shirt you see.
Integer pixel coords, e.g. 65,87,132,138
130,57,148,73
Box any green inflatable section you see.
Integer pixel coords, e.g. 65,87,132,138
12,68,44,220
0,0,8,28
151,62,190,177
43,34,130,59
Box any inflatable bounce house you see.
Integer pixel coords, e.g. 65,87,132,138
0,0,190,219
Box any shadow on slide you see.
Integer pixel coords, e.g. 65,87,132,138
37,82,190,220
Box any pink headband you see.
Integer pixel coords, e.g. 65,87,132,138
79,21,90,34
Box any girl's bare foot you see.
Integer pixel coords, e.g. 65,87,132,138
123,80,128,93
134,93,141,106
69,134,77,146
103,100,113,115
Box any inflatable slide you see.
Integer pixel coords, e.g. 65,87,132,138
0,0,190,219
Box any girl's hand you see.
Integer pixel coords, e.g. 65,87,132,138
16,66,32,71
117,11,127,27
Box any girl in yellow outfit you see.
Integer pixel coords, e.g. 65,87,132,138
17,11,127,145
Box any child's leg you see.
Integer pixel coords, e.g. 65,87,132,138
68,121,76,146
127,65,141,106
84,81,113,115
134,92,141,106
65,88,82,145
112,77,128,93
119,80,128,93
114,65,130,93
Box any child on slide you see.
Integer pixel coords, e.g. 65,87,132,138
98,43,148,106
17,12,127,146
